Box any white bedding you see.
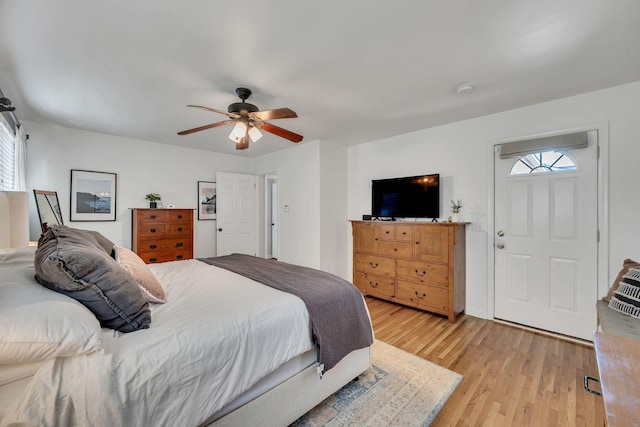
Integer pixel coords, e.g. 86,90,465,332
0,259,313,426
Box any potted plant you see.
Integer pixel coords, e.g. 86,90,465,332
450,199,463,222
145,193,161,209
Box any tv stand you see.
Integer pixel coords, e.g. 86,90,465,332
350,220,466,322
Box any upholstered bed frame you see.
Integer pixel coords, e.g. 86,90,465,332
0,191,372,426
0,191,29,248
211,346,370,426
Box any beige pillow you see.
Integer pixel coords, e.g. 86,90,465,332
117,246,166,304
603,258,640,302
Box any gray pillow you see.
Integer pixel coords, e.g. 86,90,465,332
34,225,150,332
84,229,117,258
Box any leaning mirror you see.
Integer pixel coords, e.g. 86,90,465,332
33,190,63,233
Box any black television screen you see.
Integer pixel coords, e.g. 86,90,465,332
371,174,440,218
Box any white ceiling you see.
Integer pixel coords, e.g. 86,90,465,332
1,0,639,157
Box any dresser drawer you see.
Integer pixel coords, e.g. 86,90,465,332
380,224,413,241
165,223,192,236
165,210,192,223
380,224,396,241
354,254,395,278
137,250,192,264
137,210,167,222
379,241,413,259
137,238,192,252
396,259,449,287
354,272,394,298
394,225,413,241
395,280,449,314
137,223,168,237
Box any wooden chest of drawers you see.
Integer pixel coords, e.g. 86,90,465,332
351,220,466,322
132,208,194,264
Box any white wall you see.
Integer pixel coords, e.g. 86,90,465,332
319,141,348,278
254,140,321,269
348,80,640,318
25,120,253,257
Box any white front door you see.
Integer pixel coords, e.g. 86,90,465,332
216,172,257,256
494,132,598,340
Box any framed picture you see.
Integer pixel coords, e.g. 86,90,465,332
198,181,216,220
70,169,117,222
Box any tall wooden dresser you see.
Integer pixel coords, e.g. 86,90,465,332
351,220,466,322
131,208,194,264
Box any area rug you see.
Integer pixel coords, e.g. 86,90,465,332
291,340,462,426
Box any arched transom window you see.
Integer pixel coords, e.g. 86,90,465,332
510,150,577,175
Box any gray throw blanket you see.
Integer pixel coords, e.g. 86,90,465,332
199,254,374,373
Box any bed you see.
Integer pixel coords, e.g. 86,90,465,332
0,191,373,426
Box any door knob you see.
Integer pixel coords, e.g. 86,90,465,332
218,228,223,232
497,242,505,249
497,230,505,237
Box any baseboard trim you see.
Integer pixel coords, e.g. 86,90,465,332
493,318,594,347
464,308,488,319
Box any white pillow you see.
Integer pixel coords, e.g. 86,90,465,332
0,266,103,364
0,246,36,268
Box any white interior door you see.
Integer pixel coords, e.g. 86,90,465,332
216,172,257,256
494,133,598,340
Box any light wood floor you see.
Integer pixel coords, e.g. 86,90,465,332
365,297,606,427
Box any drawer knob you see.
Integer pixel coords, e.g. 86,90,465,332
176,242,184,247
178,215,183,219
369,281,379,288
369,262,379,268
177,227,183,232
374,238,379,241
150,228,157,233
385,231,390,234
415,241,419,245
150,215,157,219
149,244,157,249
402,231,407,235
177,255,184,260
149,257,157,263
393,248,398,252
415,269,427,277
414,291,427,300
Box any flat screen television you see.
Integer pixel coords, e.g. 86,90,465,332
371,174,440,218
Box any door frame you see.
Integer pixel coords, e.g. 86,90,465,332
486,122,610,320
263,173,278,259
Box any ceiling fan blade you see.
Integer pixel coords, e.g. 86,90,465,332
187,105,241,119
256,121,303,143
177,120,235,135
235,135,250,150
249,108,298,121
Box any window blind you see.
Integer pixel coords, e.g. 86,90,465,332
498,131,589,159
0,121,16,191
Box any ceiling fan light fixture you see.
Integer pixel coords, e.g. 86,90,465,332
228,128,242,143
232,121,247,138
248,126,263,142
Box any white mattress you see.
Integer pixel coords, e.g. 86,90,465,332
1,259,314,426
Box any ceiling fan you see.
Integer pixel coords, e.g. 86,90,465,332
178,87,303,150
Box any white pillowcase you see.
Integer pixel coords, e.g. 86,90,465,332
0,266,103,364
